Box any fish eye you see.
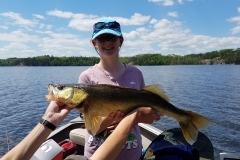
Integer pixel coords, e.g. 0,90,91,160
57,85,64,90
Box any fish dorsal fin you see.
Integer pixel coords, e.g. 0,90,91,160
83,113,102,136
143,84,170,102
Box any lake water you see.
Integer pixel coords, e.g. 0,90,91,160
0,65,239,159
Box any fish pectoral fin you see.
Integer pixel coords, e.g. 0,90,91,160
179,111,211,145
143,84,170,102
84,114,102,136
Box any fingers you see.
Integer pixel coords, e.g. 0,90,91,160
153,113,161,121
114,111,124,119
106,124,117,134
105,111,124,134
151,109,161,120
107,124,116,130
55,101,65,107
135,107,163,124
108,112,115,119
108,111,124,121
60,106,72,115
107,108,161,125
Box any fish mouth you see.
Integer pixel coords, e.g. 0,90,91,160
45,84,55,100
45,84,73,103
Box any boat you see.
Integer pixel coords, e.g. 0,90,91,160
32,117,240,160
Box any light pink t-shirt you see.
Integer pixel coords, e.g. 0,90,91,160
78,64,145,160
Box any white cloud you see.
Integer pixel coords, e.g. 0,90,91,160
119,17,240,56
123,27,150,40
123,31,140,39
0,43,37,58
114,13,150,25
168,12,178,17
33,14,45,19
34,31,91,57
148,0,161,2
0,25,8,29
0,30,39,43
46,25,52,30
0,12,38,28
227,16,240,24
148,0,174,6
47,9,99,31
148,0,193,6
177,0,183,4
229,26,240,35
39,23,45,29
5,43,29,50
47,9,74,18
0,10,240,59
227,8,240,34
68,18,98,31
48,11,150,31
150,19,158,24
38,23,52,30
0,48,8,53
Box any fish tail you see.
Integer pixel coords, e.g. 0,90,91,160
179,111,211,145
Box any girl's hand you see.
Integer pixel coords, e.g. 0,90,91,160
106,111,124,134
130,107,162,124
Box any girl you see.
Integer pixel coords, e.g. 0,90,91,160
78,17,146,160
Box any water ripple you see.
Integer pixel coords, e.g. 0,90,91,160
0,66,240,159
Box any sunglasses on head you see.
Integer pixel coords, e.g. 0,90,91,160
94,21,121,30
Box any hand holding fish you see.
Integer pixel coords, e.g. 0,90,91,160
106,111,124,134
42,101,72,126
128,107,162,124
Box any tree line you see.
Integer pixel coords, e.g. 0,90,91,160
0,48,240,66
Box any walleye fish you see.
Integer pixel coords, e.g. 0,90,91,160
45,83,211,144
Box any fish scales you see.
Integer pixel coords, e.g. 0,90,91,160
80,84,186,119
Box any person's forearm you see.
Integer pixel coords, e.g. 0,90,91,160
90,114,136,160
1,123,52,160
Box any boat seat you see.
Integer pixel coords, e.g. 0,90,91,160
69,128,86,146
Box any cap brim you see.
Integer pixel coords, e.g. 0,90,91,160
92,29,122,39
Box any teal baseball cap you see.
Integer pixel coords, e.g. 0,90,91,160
92,17,122,40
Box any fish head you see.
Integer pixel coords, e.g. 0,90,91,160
45,84,88,108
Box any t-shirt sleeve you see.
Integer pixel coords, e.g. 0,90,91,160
78,71,89,84
134,66,145,89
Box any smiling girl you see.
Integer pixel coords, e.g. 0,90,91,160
78,17,146,160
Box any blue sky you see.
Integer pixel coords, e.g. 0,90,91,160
0,0,239,59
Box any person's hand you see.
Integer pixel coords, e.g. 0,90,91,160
106,111,124,134
129,107,162,124
42,101,72,126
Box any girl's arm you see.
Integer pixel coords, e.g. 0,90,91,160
90,107,161,160
1,101,72,160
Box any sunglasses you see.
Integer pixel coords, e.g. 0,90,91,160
94,21,121,30
96,34,118,42
93,22,121,36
